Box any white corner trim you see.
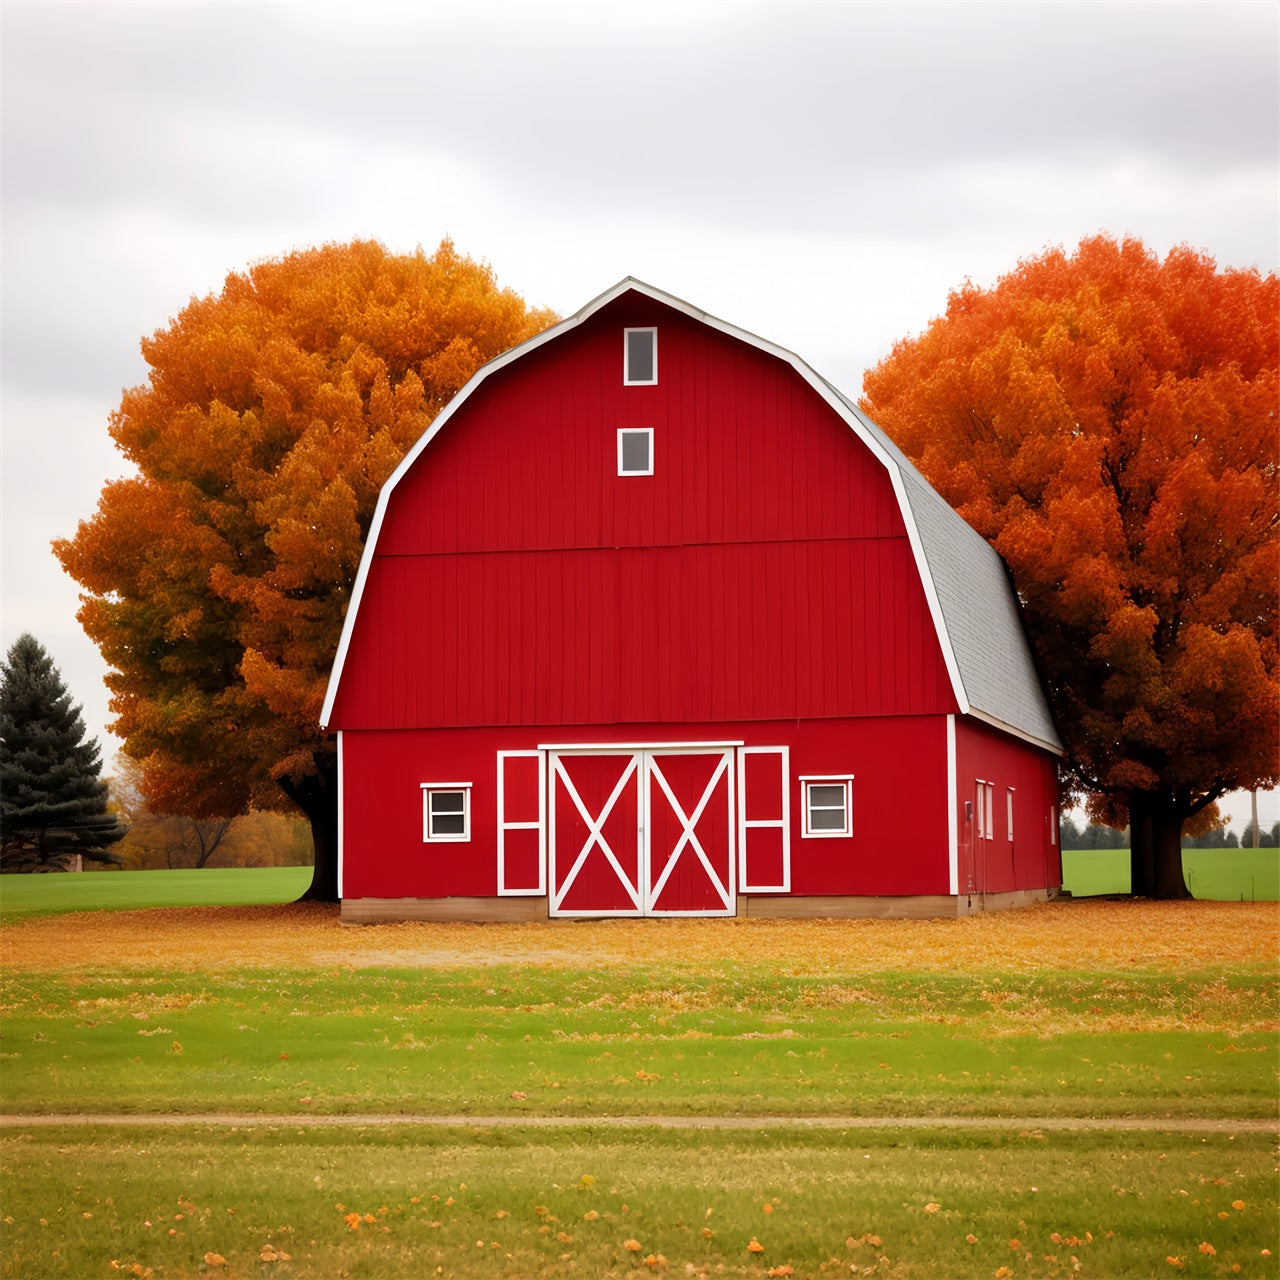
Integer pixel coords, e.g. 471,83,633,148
946,715,957,895
336,730,344,900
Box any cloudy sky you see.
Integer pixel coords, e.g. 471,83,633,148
2,1,1277,831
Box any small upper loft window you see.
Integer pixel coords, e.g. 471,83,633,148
624,328,657,384
618,428,653,476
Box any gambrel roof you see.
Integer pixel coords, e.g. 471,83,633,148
321,278,1062,755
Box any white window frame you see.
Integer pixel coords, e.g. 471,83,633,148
1007,787,1015,841
799,775,853,839
617,427,654,476
623,326,657,385
422,782,472,843
1050,805,1058,846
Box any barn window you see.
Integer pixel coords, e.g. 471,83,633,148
975,781,994,839
618,427,654,476
624,327,657,384
1007,788,1015,841
800,776,852,838
422,783,472,842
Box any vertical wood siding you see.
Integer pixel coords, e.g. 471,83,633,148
953,717,1061,894
330,296,958,730
339,718,956,902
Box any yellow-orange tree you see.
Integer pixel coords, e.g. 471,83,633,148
863,235,1278,898
56,240,555,900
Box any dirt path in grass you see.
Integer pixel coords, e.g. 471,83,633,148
2,897,1278,974
2,1112,1276,1133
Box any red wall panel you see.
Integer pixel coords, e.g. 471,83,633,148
332,539,956,730
338,717,958,902
954,718,1061,894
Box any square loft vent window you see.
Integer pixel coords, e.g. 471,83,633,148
624,328,657,384
618,427,654,476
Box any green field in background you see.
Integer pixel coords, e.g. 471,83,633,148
0,865,312,921
1,851,1276,924
1061,848,1279,900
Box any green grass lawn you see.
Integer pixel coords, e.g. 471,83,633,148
0,866,312,922
2,873,1277,1278
1062,848,1280,900
1,1124,1273,1280
2,964,1275,1121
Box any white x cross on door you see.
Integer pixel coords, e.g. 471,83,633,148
548,748,735,917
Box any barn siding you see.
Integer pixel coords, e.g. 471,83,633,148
953,717,1061,895
339,717,953,903
331,539,955,730
376,302,908,559
329,298,957,731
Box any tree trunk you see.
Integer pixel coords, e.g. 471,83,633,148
1127,790,1192,900
279,752,339,903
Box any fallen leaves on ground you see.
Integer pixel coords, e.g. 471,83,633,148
5,899,1273,974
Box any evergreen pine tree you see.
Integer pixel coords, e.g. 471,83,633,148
0,634,125,871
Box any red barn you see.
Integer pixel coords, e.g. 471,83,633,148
321,280,1063,922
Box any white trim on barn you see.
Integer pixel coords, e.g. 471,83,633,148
645,750,735,916
497,749,546,896
798,775,854,839
537,739,745,752
549,751,644,918
623,326,658,385
946,715,958,895
336,729,345,899
737,744,790,893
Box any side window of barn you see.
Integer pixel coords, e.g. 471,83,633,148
422,783,471,842
975,781,994,839
801,776,852,838
624,327,657,384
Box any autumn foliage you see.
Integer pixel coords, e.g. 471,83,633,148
862,235,1279,896
55,240,555,898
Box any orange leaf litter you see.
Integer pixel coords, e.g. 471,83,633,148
1,899,1275,975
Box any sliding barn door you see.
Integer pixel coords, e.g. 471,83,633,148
549,752,643,916
548,747,736,917
645,750,735,915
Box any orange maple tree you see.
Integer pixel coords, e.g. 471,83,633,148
56,239,555,900
862,235,1278,898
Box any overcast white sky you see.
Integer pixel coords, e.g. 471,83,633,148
2,1,1277,831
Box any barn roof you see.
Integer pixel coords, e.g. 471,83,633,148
321,279,1062,755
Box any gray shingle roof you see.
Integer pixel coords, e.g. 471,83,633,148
827,385,1062,753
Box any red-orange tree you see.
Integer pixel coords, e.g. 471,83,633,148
56,240,555,900
863,235,1278,898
